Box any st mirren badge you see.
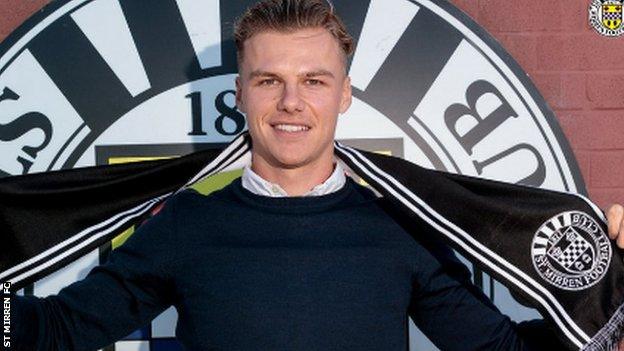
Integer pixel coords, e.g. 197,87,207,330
532,211,612,291
589,0,624,37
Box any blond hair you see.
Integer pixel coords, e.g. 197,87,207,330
234,0,354,65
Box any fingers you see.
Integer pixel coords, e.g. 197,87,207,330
607,204,624,248
607,204,624,239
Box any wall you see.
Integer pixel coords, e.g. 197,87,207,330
1,0,623,208
451,0,624,208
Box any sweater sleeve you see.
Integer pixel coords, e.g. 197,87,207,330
408,239,565,351
9,198,180,351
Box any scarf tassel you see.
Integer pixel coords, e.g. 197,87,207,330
583,302,624,351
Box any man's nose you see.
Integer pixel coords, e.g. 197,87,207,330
277,82,305,113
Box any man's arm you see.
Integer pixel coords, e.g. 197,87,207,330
378,198,564,350
408,248,563,351
9,198,180,351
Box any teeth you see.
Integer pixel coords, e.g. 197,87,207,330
274,124,309,132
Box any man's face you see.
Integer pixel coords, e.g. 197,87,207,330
236,27,352,171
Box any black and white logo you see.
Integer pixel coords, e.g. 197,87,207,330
532,211,612,291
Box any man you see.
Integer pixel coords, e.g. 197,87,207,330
9,0,624,350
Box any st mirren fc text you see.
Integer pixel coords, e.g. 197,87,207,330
3,282,10,348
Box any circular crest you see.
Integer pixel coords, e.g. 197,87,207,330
589,0,624,37
532,211,612,291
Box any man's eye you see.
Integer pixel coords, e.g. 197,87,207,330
259,79,278,86
306,79,322,86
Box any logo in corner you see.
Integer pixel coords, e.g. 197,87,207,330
532,211,612,291
589,0,624,37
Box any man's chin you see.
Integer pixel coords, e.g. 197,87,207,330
255,146,333,171
270,153,324,170
273,157,310,170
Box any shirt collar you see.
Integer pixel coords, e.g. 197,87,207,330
241,162,347,197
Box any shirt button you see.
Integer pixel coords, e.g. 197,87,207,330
271,185,280,194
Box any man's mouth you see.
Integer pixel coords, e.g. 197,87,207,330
272,124,310,132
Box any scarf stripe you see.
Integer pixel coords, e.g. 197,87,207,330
0,134,251,289
3,194,170,285
334,141,590,347
182,132,251,188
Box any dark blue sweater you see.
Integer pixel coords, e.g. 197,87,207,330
12,178,558,350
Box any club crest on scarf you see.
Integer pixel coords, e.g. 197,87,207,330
531,211,611,291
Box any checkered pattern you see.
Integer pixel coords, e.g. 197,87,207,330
604,12,621,20
555,238,591,269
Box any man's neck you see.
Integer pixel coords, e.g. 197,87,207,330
250,155,335,196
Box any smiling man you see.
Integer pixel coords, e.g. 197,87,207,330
8,0,624,350
236,26,352,196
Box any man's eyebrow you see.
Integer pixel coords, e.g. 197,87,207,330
247,70,336,79
248,70,280,79
304,70,335,79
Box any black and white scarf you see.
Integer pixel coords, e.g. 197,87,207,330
1,132,622,350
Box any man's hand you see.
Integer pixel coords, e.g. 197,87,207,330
608,205,624,351
607,204,624,248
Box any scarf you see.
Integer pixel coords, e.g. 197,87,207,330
1,132,622,350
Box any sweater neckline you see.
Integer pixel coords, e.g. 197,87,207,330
229,177,359,214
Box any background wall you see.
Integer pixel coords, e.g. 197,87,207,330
451,0,624,208
1,0,623,208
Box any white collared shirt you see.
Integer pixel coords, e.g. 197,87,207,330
241,162,347,197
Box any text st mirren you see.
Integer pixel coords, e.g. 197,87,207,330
2,282,10,347
531,212,612,291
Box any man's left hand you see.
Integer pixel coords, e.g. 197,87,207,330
606,204,624,350
607,204,624,248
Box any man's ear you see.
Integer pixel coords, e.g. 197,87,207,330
235,76,246,113
339,76,352,114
